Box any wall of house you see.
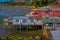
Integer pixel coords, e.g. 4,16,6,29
4,16,43,25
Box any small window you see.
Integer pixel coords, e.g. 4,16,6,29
9,22,12,24
32,13,34,15
31,19,34,22
45,11,48,13
16,20,19,22
36,19,39,21
23,20,26,23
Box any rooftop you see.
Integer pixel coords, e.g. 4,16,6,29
56,0,60,2
0,7,32,17
51,30,60,40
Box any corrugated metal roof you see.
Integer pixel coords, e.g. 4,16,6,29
52,8,60,11
42,17,60,23
51,30,60,40
39,8,60,11
0,7,32,17
56,0,60,2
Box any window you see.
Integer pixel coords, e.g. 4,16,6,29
23,19,26,23
36,19,39,21
32,13,34,15
9,22,12,24
16,20,19,22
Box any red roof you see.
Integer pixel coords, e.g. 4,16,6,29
40,11,60,17
31,11,60,19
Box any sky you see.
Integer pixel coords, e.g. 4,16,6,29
0,0,12,2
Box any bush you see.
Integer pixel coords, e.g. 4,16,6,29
0,18,3,24
35,36,41,40
28,36,33,40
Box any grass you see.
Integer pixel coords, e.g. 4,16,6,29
0,18,3,24
0,4,4,6
0,30,43,40
1,35,41,40
1,30,43,40
23,30,42,35
26,6,36,9
0,3,37,9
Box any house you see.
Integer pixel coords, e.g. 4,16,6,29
2,6,60,30
26,8,60,30
56,0,60,3
26,8,60,18
4,16,42,25
4,16,43,30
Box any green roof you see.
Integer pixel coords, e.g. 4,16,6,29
42,18,60,23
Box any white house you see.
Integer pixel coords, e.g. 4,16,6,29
4,16,42,25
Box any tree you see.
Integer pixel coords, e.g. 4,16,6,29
33,0,42,8
33,0,55,8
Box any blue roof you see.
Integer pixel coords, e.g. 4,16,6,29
0,7,24,17
0,14,25,17
0,7,32,17
51,30,60,40
0,0,14,3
